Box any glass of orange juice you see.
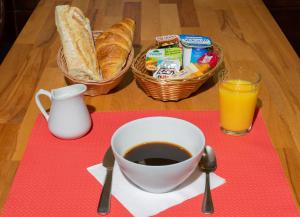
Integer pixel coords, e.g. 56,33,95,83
219,69,261,135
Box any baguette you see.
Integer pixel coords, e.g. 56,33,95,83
95,18,135,80
55,5,102,81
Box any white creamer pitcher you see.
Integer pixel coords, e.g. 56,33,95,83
35,84,91,139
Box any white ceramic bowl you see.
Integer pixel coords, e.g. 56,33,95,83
111,116,205,193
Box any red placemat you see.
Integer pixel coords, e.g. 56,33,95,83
1,111,299,217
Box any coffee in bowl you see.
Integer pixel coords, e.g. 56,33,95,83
124,141,192,166
111,116,205,193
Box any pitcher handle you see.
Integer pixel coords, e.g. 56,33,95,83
35,89,51,121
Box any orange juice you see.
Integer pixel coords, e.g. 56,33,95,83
219,79,258,133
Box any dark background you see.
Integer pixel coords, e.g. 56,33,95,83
0,0,299,63
263,0,300,57
0,0,40,62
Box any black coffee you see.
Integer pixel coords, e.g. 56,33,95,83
124,141,192,166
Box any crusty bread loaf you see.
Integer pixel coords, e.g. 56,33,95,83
55,5,102,81
95,18,135,80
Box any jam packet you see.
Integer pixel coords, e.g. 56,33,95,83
197,52,218,68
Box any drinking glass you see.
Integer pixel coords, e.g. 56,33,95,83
218,69,261,135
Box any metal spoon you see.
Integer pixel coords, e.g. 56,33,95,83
200,145,217,214
97,147,115,215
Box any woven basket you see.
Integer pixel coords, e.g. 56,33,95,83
57,31,134,96
131,43,224,101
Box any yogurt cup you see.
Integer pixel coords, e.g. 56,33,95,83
179,35,212,68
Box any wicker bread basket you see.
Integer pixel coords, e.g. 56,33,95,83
131,43,224,101
57,31,134,96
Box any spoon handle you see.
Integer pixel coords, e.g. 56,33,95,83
202,172,214,214
97,169,113,215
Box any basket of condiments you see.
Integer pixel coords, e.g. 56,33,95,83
131,34,224,101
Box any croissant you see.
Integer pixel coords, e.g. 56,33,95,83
95,18,135,80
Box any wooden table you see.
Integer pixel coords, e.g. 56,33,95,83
0,0,299,211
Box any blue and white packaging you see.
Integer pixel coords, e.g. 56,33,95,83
179,34,212,68
179,34,212,48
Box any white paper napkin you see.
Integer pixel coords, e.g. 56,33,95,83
87,163,225,217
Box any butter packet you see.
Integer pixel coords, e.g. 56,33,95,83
174,63,210,79
153,67,178,80
179,34,212,48
145,48,182,71
158,59,181,72
152,59,181,80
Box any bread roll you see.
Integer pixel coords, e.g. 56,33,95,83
95,18,135,80
55,5,102,81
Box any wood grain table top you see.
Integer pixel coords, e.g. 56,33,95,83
0,0,299,212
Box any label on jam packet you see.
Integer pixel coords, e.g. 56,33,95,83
197,52,218,68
